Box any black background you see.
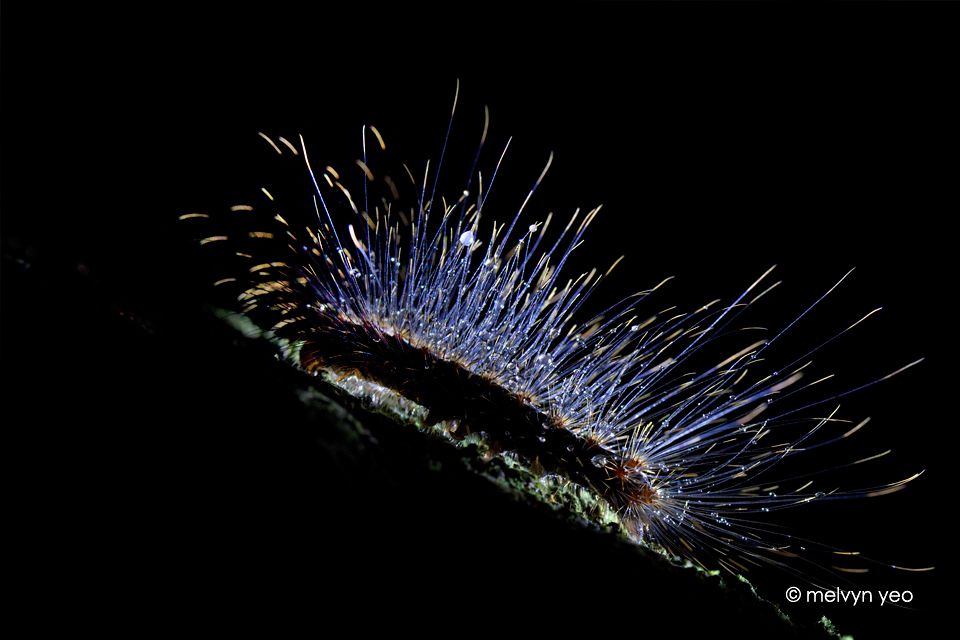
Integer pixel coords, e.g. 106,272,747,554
4,8,952,639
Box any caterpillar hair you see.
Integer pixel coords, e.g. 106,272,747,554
180,84,936,638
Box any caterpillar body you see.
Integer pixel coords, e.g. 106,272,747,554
182,88,932,637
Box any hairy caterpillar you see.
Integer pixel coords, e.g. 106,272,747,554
181,86,935,638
